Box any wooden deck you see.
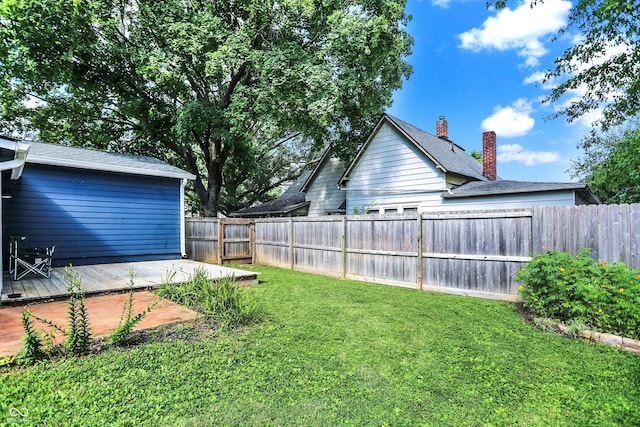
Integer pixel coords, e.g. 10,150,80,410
1,259,258,304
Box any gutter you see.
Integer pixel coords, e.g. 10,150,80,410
180,178,188,258
0,139,31,178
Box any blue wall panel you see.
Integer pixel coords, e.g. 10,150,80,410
3,164,182,267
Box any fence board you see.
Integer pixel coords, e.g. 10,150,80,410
185,219,219,263
632,205,640,268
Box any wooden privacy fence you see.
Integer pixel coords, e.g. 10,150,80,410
252,211,532,300
185,204,640,300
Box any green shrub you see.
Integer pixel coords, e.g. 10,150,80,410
156,269,260,329
516,249,640,339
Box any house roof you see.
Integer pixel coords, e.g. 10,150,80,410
231,170,312,217
385,114,487,180
339,113,487,186
443,180,601,204
14,139,195,180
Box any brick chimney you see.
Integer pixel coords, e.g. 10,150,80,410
482,131,497,181
436,116,448,139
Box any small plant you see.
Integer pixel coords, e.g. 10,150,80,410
157,269,260,329
352,201,376,215
517,249,640,339
65,267,92,356
18,309,45,365
27,267,93,357
565,318,588,338
531,316,560,334
109,268,159,345
208,275,260,329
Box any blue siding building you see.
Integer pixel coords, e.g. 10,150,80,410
2,140,194,267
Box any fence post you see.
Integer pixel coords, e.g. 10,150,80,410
417,214,423,290
250,221,256,265
342,216,348,279
289,217,294,270
217,218,223,265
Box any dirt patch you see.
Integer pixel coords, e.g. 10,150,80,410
0,291,201,358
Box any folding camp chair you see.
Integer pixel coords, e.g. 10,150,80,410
9,236,55,280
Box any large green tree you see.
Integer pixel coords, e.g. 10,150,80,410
571,122,640,203
491,0,640,130
0,0,412,216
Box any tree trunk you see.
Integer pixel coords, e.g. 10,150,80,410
201,153,224,217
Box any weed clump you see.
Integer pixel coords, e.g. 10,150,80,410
157,269,260,330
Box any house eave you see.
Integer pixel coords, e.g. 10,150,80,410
301,148,332,192
442,183,600,204
231,201,311,218
26,155,196,180
384,114,449,173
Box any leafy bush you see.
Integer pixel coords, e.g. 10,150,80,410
516,249,640,339
156,269,260,329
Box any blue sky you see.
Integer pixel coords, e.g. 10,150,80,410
387,0,592,183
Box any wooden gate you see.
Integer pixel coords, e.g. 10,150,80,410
185,218,253,264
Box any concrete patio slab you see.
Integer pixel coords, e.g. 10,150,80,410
0,291,201,358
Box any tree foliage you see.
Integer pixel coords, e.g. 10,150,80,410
0,0,412,215
490,0,640,130
570,121,640,204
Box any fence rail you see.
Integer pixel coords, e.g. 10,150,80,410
186,204,640,300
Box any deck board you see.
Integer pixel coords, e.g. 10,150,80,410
1,260,258,304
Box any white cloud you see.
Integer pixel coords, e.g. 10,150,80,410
497,144,561,166
431,0,472,8
553,43,631,128
523,71,557,90
458,0,572,67
481,99,535,138
431,0,452,7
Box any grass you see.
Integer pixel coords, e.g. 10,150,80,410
2,266,640,426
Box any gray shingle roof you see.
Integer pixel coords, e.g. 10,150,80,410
384,114,487,181
230,194,309,217
281,170,312,198
443,180,600,203
23,141,195,180
231,170,312,217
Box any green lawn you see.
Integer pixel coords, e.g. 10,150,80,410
2,266,640,426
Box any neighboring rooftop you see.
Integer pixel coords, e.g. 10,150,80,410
383,114,487,181
443,180,600,204
231,170,312,217
0,137,195,180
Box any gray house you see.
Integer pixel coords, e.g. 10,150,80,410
232,149,346,217
337,114,598,213
233,113,598,217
